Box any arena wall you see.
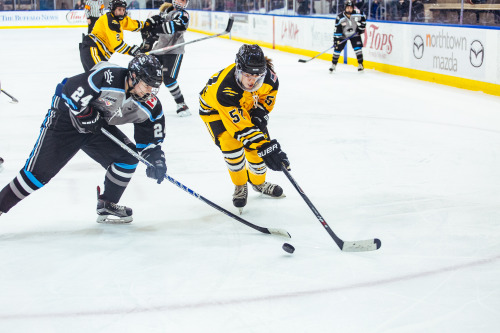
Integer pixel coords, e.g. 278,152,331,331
0,9,496,95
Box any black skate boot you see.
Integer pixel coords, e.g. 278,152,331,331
251,182,285,198
358,63,364,72
96,186,133,224
232,184,248,214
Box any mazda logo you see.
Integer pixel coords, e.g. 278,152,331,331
413,35,424,59
470,40,484,68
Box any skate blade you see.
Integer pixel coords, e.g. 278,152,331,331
96,215,133,224
257,193,286,199
177,110,191,117
238,207,244,215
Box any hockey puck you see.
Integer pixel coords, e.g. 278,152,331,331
282,243,295,254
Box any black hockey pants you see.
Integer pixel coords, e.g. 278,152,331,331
0,107,138,214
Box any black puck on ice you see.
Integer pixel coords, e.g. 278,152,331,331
282,243,295,254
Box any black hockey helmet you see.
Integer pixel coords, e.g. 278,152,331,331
345,0,354,11
235,44,267,75
109,0,128,20
128,54,163,101
234,44,267,92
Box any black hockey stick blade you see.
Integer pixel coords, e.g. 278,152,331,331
298,59,307,63
1,89,19,104
225,16,234,33
281,165,381,252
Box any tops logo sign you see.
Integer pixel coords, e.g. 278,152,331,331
66,10,87,24
363,24,393,54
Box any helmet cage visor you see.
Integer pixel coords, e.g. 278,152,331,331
172,0,189,9
235,66,267,92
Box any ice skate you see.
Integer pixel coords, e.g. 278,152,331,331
251,182,285,198
96,186,133,224
232,184,248,215
358,64,364,72
329,64,336,74
176,102,191,117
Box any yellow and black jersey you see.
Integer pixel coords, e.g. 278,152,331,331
199,63,279,150
89,12,146,59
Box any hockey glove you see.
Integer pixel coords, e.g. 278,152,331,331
143,148,167,184
157,14,187,34
129,45,141,56
251,108,269,132
144,15,163,31
257,139,290,172
76,106,106,134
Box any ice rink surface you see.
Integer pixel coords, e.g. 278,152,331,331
1,28,500,332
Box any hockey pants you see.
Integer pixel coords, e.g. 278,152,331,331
79,36,106,72
332,35,364,66
205,125,267,187
0,108,138,214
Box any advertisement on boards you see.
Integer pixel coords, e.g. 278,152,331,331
409,25,487,81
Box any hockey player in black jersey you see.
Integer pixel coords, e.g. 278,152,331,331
140,0,191,117
0,55,167,223
330,0,367,73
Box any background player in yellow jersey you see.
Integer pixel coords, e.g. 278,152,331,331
79,0,161,72
199,44,290,213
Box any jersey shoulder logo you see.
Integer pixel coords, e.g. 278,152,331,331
104,70,114,85
146,96,158,109
270,71,278,83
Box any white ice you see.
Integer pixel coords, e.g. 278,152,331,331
1,28,500,332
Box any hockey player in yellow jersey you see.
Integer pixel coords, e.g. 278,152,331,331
79,0,161,71
199,44,291,213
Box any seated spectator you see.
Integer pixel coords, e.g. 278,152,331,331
411,0,424,22
397,0,409,21
128,0,139,8
74,0,85,9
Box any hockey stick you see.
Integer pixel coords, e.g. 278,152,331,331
0,89,19,104
298,33,358,63
281,165,381,252
101,128,291,239
146,16,235,56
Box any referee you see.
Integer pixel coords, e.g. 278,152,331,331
84,0,105,34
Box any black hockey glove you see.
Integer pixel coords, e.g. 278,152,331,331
76,106,106,134
143,148,167,184
250,108,269,132
140,30,159,53
158,14,187,34
144,15,163,32
257,139,290,172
